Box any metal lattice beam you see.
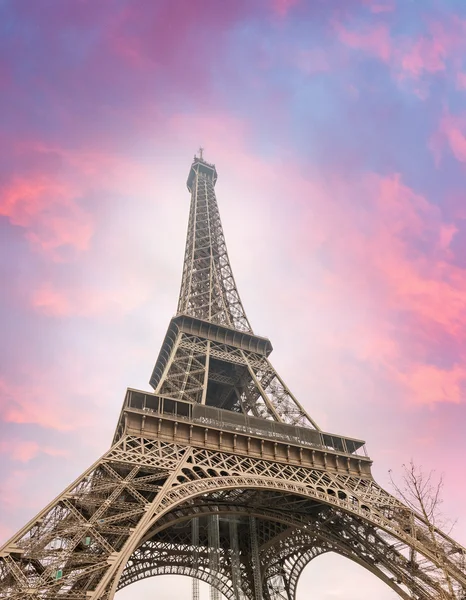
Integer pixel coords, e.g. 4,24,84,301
1,434,465,599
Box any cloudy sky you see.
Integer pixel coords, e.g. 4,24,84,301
1,0,466,598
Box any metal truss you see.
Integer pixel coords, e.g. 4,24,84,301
1,435,465,599
152,329,316,427
178,157,251,333
1,153,465,600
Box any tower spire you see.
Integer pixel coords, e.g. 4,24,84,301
178,153,252,333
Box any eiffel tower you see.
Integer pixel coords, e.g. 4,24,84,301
1,151,465,600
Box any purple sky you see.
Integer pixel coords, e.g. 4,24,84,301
1,1,466,598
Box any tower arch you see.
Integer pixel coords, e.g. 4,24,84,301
105,476,462,600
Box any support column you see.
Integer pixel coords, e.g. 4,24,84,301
209,514,221,600
249,517,263,600
192,517,200,600
229,519,243,600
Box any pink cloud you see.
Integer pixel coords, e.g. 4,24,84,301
396,363,465,406
350,175,465,340
86,0,266,114
31,280,150,318
0,174,93,258
271,0,299,18
0,439,67,463
400,36,446,78
441,115,466,164
0,376,93,432
30,285,72,317
0,138,166,263
432,112,466,165
334,22,391,62
281,166,466,408
335,15,466,90
397,19,466,81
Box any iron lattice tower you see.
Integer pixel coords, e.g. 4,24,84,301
1,153,465,600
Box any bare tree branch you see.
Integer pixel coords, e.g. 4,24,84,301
390,461,458,599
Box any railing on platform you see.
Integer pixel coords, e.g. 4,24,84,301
124,388,369,459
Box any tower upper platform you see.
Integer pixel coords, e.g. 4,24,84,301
187,153,218,192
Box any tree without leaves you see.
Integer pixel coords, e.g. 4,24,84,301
389,460,458,600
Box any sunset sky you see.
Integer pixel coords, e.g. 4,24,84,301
1,1,466,598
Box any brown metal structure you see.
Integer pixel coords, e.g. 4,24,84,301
1,152,465,599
